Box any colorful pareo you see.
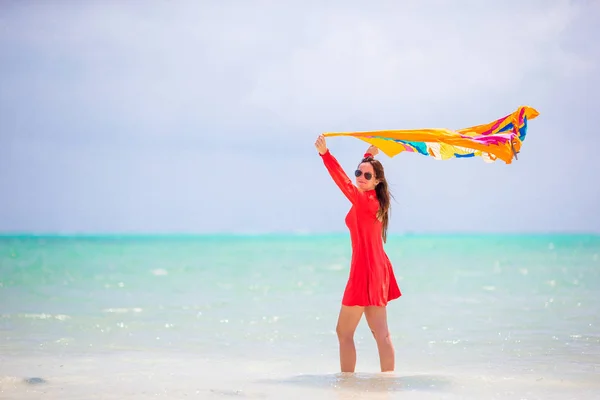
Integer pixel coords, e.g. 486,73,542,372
323,106,539,164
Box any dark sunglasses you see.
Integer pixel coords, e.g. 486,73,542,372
354,170,373,180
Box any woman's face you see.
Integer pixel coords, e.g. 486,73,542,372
354,162,379,191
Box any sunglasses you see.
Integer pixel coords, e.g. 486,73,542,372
354,170,373,180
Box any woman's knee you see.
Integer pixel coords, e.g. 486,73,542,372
370,328,391,343
336,324,355,343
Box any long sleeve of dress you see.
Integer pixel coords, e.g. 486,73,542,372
320,149,359,205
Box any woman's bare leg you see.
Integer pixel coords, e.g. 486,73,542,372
336,305,364,372
364,306,395,372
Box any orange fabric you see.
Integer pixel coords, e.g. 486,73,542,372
320,149,401,306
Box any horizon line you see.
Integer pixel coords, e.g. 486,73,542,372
0,231,598,238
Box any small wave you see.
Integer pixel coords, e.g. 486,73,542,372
152,269,168,276
1,313,71,321
102,307,143,314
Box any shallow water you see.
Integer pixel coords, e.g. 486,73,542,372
1,234,599,398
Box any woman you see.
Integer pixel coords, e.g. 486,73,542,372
314,134,401,373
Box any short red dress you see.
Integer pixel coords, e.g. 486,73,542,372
320,149,401,307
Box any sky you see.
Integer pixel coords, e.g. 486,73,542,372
1,0,599,234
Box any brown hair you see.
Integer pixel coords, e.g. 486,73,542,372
361,156,393,243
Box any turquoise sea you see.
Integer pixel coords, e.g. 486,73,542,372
1,234,599,399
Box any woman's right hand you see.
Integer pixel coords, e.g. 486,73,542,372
315,135,328,155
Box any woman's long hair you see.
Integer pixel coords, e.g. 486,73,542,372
361,156,393,243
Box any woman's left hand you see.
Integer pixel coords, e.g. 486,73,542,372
367,145,379,156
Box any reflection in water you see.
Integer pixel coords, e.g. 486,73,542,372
261,372,452,399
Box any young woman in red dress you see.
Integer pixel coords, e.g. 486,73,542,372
315,134,401,373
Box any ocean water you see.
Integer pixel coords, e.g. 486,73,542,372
1,234,599,399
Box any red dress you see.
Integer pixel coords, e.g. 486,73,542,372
320,149,402,307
